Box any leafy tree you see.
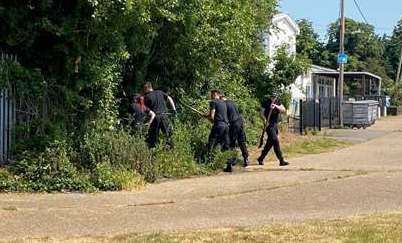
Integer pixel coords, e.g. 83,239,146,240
384,18,402,81
296,19,323,65
325,18,386,71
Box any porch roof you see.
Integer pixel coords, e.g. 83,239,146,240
311,65,382,81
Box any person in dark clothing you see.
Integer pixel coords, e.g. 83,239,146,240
130,94,155,132
143,82,177,148
207,90,236,172
257,93,289,166
207,90,230,154
221,95,249,167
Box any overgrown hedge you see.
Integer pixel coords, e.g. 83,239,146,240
0,0,309,192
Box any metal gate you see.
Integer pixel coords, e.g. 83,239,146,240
0,53,17,164
300,97,340,133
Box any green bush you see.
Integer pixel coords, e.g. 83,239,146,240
203,150,237,173
9,141,94,192
92,162,144,191
155,122,202,178
0,169,19,192
80,127,157,182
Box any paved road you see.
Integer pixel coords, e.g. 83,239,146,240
1,116,402,241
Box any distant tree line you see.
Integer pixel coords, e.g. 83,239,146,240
297,17,402,102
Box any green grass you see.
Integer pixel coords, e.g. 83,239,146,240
282,137,351,159
51,212,402,242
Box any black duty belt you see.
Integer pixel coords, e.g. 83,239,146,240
214,121,229,127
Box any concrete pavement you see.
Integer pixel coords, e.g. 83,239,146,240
1,116,402,241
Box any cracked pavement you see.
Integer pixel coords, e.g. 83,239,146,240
1,116,402,241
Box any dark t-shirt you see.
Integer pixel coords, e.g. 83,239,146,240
130,103,149,125
209,99,229,125
144,90,168,114
225,100,242,124
261,97,282,124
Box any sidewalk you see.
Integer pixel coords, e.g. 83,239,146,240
1,116,402,241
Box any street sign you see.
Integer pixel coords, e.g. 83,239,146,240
338,53,348,64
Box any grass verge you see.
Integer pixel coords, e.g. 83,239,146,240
51,212,402,242
282,137,351,159
249,133,351,163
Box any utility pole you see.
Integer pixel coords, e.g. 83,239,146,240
396,44,402,83
338,0,345,127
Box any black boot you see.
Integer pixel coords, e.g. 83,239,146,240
257,157,264,166
243,158,249,167
279,160,289,166
230,157,237,166
224,163,233,172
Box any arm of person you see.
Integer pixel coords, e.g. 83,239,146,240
208,101,216,123
209,109,215,123
146,110,156,126
274,104,286,113
167,95,177,112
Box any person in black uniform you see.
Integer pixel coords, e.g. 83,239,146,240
257,93,289,166
143,82,177,148
220,95,249,167
207,89,230,154
130,94,155,133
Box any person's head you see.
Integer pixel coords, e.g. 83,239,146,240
143,82,153,93
133,94,145,111
270,92,278,102
136,95,145,104
219,93,227,101
210,89,221,100
132,94,140,103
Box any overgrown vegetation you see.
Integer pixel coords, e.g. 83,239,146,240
4,1,400,192
0,0,312,192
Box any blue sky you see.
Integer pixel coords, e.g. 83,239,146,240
280,0,402,39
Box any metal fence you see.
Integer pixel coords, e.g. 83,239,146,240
0,53,17,165
297,97,340,134
287,115,301,134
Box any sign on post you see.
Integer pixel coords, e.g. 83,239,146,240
337,53,348,64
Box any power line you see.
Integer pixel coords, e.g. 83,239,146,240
352,0,369,25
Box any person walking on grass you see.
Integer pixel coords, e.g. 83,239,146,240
257,93,289,167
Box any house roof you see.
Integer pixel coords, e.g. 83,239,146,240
272,13,300,35
344,72,382,81
311,65,382,80
311,65,337,73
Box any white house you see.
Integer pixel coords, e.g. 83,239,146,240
263,13,299,57
264,13,383,116
263,13,305,114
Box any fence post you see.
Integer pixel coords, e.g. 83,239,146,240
313,99,316,131
329,97,332,129
318,98,322,131
299,99,303,135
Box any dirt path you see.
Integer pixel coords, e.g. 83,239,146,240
1,116,402,241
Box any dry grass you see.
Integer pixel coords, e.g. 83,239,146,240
27,212,402,243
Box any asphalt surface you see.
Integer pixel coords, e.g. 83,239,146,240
1,116,402,241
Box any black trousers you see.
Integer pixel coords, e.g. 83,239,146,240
207,123,230,152
147,115,173,148
229,120,249,160
258,123,284,162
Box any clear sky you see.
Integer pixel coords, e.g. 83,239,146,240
280,0,402,39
